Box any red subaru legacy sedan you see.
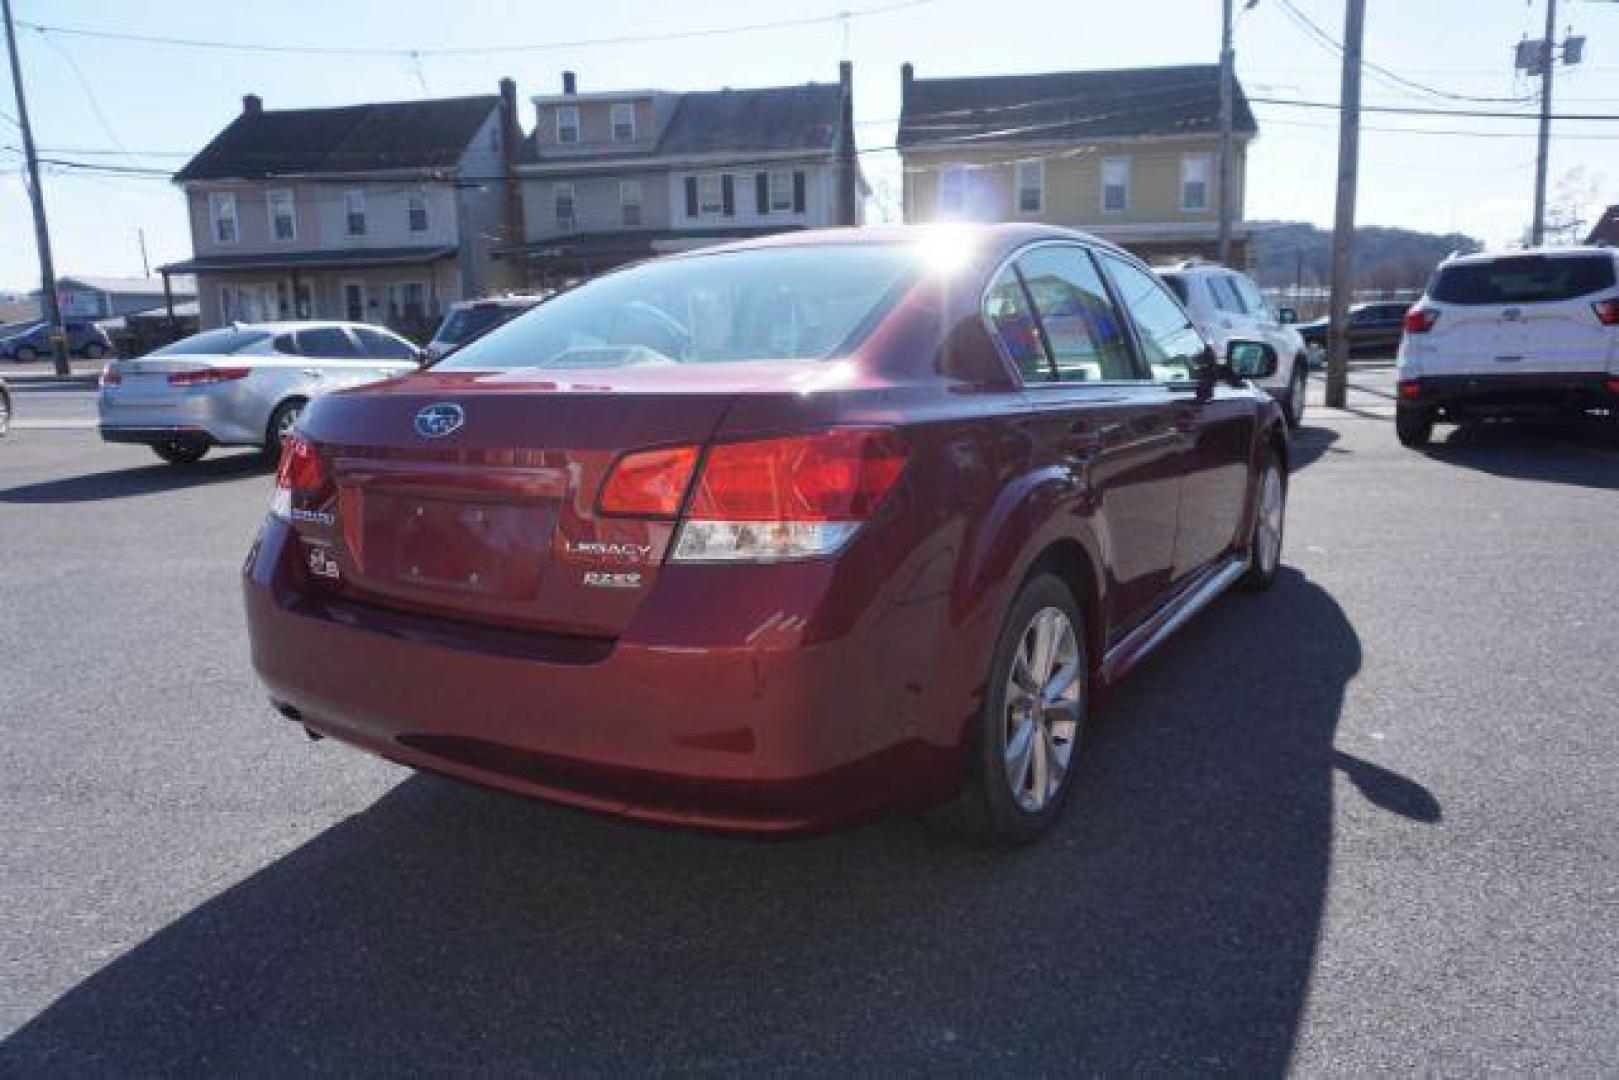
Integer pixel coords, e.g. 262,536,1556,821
245,224,1288,844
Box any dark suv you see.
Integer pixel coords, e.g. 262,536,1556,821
1296,301,1411,357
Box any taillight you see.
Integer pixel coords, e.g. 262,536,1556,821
672,428,908,562
1403,307,1439,334
99,365,121,388
1398,379,1423,400
598,445,700,517
270,433,329,520
169,366,251,387
1591,299,1619,326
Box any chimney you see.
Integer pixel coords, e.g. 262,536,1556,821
562,71,577,95
900,63,913,105
242,93,263,116
498,78,525,259
836,62,858,227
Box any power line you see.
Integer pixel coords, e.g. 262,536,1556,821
1254,112,1619,139
1250,95,1619,121
1274,0,1535,105
17,1,930,58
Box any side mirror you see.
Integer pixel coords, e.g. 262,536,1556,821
1277,307,1298,325
1226,340,1278,380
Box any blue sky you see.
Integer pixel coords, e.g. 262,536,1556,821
3,0,1617,290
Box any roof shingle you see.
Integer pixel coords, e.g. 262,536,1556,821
898,64,1256,149
174,95,498,182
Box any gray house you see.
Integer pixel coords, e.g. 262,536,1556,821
163,86,524,337
498,65,864,287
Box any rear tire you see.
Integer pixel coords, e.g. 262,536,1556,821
928,573,1088,846
1396,406,1433,448
84,343,107,361
14,345,37,363
263,398,306,469
1242,448,1286,591
0,388,11,437
152,437,208,465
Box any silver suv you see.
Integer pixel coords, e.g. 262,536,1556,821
1157,263,1310,428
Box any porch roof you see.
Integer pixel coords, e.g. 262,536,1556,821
158,246,458,275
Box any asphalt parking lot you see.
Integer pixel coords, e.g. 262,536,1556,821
2,370,1616,1074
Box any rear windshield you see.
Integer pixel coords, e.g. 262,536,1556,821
147,329,269,356
433,305,516,347
437,246,919,371
1430,255,1616,305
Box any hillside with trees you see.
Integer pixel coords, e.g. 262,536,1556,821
1248,221,1481,294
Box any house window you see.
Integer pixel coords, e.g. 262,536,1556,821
937,165,968,218
1015,160,1044,215
557,106,580,144
620,180,642,226
610,103,635,142
554,182,576,230
1181,154,1213,212
697,174,724,216
407,190,429,233
344,190,367,236
266,189,295,242
209,192,238,244
1101,158,1131,213
767,171,795,213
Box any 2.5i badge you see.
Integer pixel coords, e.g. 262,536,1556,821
582,571,642,589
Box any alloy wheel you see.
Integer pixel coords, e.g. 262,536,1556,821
1002,606,1083,813
1255,465,1285,575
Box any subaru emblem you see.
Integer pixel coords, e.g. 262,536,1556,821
414,403,464,439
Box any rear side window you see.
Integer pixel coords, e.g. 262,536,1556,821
984,265,1047,381
1014,246,1138,382
1431,255,1617,305
148,329,269,356
1229,275,1271,319
354,327,417,360
294,328,360,358
1211,275,1248,315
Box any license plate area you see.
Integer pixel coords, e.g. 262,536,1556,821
360,493,553,600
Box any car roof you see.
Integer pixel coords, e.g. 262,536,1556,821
226,320,400,334
678,222,1135,265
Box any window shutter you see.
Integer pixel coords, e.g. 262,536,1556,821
684,176,698,218
755,172,769,215
721,174,735,216
792,171,806,214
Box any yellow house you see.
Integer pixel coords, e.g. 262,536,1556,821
898,64,1257,265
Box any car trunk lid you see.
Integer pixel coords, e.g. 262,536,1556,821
285,367,761,638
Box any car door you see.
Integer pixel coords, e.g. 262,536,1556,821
293,326,387,389
1098,253,1254,585
985,244,1185,640
353,326,424,376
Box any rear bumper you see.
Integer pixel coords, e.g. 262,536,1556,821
98,387,267,446
242,517,964,836
1399,372,1618,418
99,424,214,447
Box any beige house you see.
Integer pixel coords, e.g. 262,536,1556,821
165,86,524,338
898,64,1257,265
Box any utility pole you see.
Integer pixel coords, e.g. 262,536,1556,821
3,0,71,377
1325,0,1366,411
1530,0,1558,245
137,228,150,278
1217,0,1236,265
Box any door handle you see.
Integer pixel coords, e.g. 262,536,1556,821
301,368,324,378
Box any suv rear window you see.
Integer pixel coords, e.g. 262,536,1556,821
1430,255,1616,305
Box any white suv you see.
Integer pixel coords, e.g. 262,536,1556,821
1396,247,1619,447
1157,263,1310,428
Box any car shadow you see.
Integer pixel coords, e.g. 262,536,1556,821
2,570,1423,1073
1426,421,1619,491
1288,424,1341,471
0,451,268,504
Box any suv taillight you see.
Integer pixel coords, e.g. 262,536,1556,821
1591,299,1619,326
1403,307,1439,334
270,433,330,520
596,428,909,561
